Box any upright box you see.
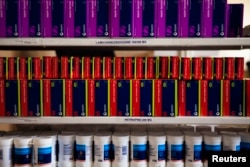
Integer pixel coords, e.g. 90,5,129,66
82,57,93,79
65,79,87,116
96,0,109,37
245,79,250,117
223,80,245,116
124,57,135,79
201,0,213,37
0,80,5,116
213,58,224,80
188,0,202,37
21,0,43,37
87,0,97,37
212,0,227,37
202,57,213,80
92,57,103,79
0,58,7,79
155,80,178,117
110,80,131,116
169,56,179,79
146,57,157,79
133,0,143,37
28,57,43,79
43,56,52,79
0,0,21,37
70,57,81,79
179,0,189,37
74,0,87,37
114,57,124,79
60,57,70,79
158,57,169,79
224,57,235,80
235,57,244,79
103,57,114,79
44,0,74,37
7,57,17,80
180,57,191,80
17,57,28,79
111,0,133,37
135,57,145,79
20,80,43,117
179,80,200,116
227,4,244,37
88,80,109,116
200,80,222,116
192,57,202,80
52,57,59,79
5,80,20,116
43,79,65,116
132,80,154,116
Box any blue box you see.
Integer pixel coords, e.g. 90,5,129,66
230,80,244,116
207,80,222,116
166,0,179,37
142,0,157,37
212,0,227,37
117,80,131,116
96,0,109,37
72,80,87,116
188,0,202,37
227,4,244,37
27,80,43,116
74,0,87,37
5,80,20,116
140,80,154,116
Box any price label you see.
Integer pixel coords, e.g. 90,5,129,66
96,40,148,45
123,118,153,123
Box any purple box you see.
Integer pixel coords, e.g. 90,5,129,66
179,0,189,37
111,0,133,37
227,4,244,37
132,0,142,37
43,0,74,37
0,0,21,37
87,0,97,37
156,0,165,37
201,0,213,37
212,0,227,37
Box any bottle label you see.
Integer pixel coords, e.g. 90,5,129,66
76,144,91,161
133,144,147,161
169,144,183,161
94,144,111,162
204,144,221,151
186,144,202,161
114,145,128,162
14,147,32,165
38,147,52,164
63,144,73,160
240,142,250,151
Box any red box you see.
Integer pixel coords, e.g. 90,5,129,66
83,57,92,79
169,56,179,79
88,80,95,116
70,57,81,79
192,57,202,80
65,80,73,116
61,57,70,79
43,57,52,79
224,57,235,79
52,57,59,79
18,57,28,79
132,80,140,116
114,57,124,79
30,57,43,79
180,57,191,80
8,57,17,79
0,58,6,79
200,80,208,116
235,57,244,79
159,57,169,79
135,57,145,79
103,57,113,79
146,57,156,79
43,80,51,116
125,57,135,79
213,58,224,80
0,80,5,116
246,80,250,117
93,57,103,79
222,80,230,116
203,57,213,80
20,80,28,117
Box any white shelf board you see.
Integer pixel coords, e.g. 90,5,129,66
0,117,249,125
0,38,250,50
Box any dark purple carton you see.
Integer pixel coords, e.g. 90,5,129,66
166,0,179,37
179,0,189,37
227,4,244,37
188,0,202,37
201,0,213,37
0,0,6,37
22,0,43,37
96,0,109,37
87,0,97,37
212,0,227,37
0,0,21,37
74,0,87,37
156,0,165,37
111,0,133,37
132,0,142,37
141,0,157,37
43,0,52,37
66,0,75,37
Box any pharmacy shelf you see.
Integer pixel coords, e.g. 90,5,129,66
0,38,250,50
0,117,249,125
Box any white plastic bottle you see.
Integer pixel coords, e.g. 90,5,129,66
166,132,184,162
75,132,93,167
148,132,166,167
0,137,13,167
222,134,241,151
112,132,129,167
14,137,33,167
185,133,202,163
33,137,53,167
239,132,250,151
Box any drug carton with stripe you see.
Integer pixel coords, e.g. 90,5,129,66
110,80,131,116
28,57,43,80
5,80,20,116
